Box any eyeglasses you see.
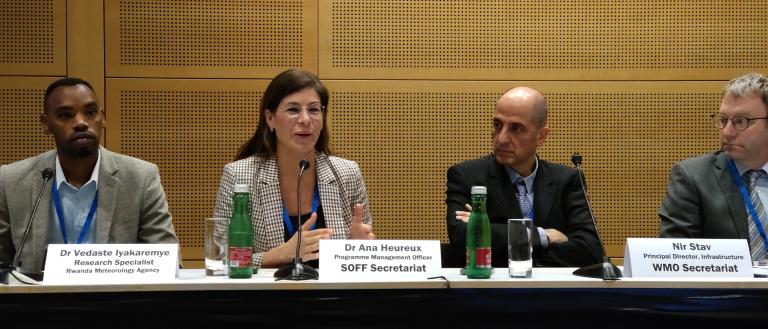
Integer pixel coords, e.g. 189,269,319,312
711,113,768,131
277,105,325,120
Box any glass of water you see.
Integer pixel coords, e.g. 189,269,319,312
205,217,229,276
508,218,533,278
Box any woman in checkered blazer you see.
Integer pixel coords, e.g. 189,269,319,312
213,69,375,270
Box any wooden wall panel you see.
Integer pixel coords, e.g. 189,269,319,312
105,0,318,78
67,0,105,106
0,77,58,165
320,0,768,80
0,0,66,76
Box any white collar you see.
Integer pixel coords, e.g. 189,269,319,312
733,160,768,177
505,156,539,194
55,149,101,189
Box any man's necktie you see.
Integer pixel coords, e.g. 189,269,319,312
745,169,768,262
515,179,533,219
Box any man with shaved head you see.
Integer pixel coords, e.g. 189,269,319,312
446,87,602,268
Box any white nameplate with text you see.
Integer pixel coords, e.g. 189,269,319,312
319,240,441,281
44,244,179,285
623,238,752,278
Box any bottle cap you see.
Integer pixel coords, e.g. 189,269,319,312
234,184,249,193
471,186,487,195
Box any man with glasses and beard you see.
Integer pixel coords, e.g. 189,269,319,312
660,73,768,265
0,77,178,274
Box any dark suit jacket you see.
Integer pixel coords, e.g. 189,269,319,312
659,151,749,240
0,147,179,272
446,155,603,267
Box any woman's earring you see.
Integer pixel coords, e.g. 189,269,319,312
270,127,275,132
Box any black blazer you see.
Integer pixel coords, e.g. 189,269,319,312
445,155,603,267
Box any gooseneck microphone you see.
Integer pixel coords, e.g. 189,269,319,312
570,153,622,280
293,160,311,269
275,159,319,280
1,168,54,285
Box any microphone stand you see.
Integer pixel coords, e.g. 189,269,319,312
570,153,622,280
1,168,53,285
275,160,319,280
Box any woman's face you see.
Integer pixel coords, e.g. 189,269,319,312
266,87,324,157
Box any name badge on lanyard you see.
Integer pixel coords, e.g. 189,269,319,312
52,183,98,244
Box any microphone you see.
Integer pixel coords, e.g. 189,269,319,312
299,159,310,172
1,168,54,285
570,153,622,280
274,159,319,280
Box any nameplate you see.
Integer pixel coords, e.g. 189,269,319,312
623,238,752,278
319,240,441,281
43,244,179,285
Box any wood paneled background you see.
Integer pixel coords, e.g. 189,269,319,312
2,0,766,266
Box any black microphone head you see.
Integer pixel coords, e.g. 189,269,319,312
571,153,583,167
299,159,310,171
41,168,54,180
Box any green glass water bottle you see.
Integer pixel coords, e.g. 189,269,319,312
228,184,253,278
466,186,492,278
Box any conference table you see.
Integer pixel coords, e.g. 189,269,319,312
1,268,767,327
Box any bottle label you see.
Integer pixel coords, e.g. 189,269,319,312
474,247,492,268
228,247,253,268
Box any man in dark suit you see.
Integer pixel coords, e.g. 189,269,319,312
446,87,602,268
660,73,768,264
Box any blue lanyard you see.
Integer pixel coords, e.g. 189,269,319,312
282,185,319,236
727,159,768,253
52,182,98,244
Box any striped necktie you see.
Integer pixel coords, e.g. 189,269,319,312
515,179,533,219
744,169,768,262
